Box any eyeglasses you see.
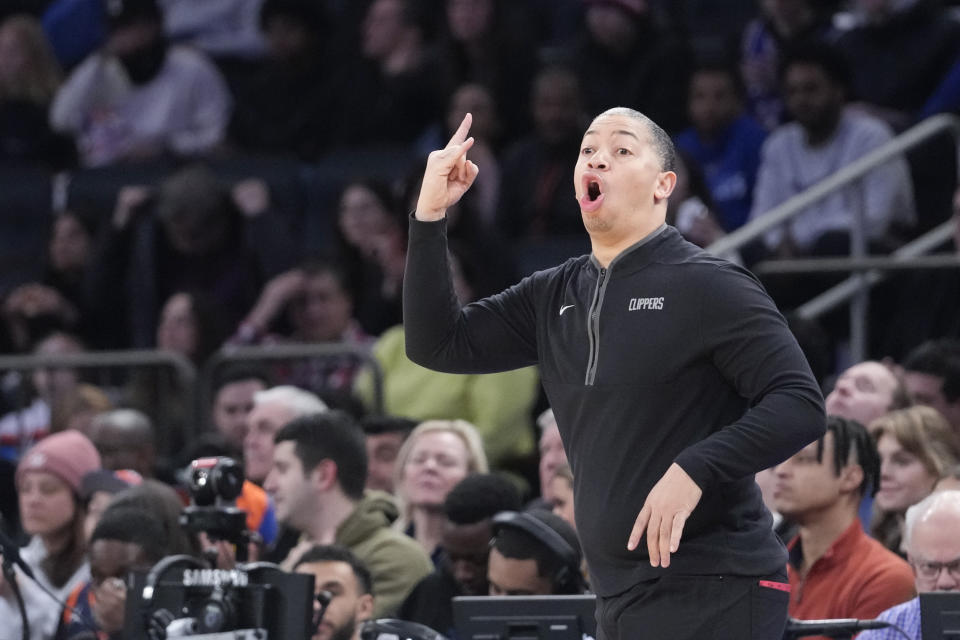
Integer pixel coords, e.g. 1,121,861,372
912,557,960,582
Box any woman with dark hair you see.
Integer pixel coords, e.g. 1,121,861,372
2,430,101,639
334,179,408,336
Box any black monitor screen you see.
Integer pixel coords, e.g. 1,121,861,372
920,592,960,639
453,595,596,640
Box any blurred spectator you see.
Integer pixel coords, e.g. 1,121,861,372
901,339,960,434
437,0,536,140
870,406,960,555
740,0,835,130
2,209,103,351
536,409,568,503
333,0,446,147
264,411,433,616
293,545,375,640
79,467,142,540
49,0,232,166
334,179,407,336
749,44,915,259
398,473,522,636
125,290,228,454
353,249,539,470
106,477,200,555
50,382,112,434
0,331,85,462
228,0,336,159
88,409,157,478
363,415,416,494
418,82,503,229
87,166,291,349
825,360,911,430
497,65,586,240
243,384,326,485
160,0,267,59
665,150,734,254
674,61,767,233
834,0,960,129
857,490,960,640
487,509,585,596
393,420,489,562
773,417,916,623
0,13,75,168
568,0,691,133
201,365,270,459
9,431,101,639
548,463,576,531
56,506,167,640
231,257,372,395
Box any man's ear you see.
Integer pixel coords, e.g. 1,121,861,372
356,592,375,622
655,171,677,201
311,459,338,491
839,463,864,494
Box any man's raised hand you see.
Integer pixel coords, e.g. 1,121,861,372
415,113,479,221
627,462,703,568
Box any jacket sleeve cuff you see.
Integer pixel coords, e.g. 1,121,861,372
673,451,711,491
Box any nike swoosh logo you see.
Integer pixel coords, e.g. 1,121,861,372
559,304,575,316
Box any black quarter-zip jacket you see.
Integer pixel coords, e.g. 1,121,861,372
404,218,825,597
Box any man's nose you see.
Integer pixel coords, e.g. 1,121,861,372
587,151,608,170
935,567,960,591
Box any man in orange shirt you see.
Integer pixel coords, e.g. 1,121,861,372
773,416,915,631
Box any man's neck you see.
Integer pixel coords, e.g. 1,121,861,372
307,490,358,545
804,110,843,147
591,220,664,268
411,506,445,556
796,501,858,574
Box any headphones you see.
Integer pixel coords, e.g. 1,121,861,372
491,511,583,593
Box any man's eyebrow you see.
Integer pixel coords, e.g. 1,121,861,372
581,129,641,140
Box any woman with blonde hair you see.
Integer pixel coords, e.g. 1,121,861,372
0,14,73,166
870,405,960,554
393,419,488,562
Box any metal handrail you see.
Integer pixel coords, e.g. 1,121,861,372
796,220,956,320
706,113,960,361
0,350,198,453
201,343,385,427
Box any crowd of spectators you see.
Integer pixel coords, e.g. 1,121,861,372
1,0,960,638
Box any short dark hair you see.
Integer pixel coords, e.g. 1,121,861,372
212,365,271,397
91,506,168,563
779,41,852,94
595,107,676,172
491,509,582,593
818,416,879,497
444,474,522,525
903,339,960,403
294,544,373,596
361,415,417,437
275,411,367,500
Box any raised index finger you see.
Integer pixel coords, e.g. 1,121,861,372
445,112,473,149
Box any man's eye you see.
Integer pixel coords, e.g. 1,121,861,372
581,147,593,155
617,148,631,155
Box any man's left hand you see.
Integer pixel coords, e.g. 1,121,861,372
627,463,702,568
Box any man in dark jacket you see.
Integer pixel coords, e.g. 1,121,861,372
403,108,826,639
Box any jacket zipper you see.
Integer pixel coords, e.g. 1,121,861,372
585,267,606,385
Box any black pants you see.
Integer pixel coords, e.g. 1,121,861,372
595,570,789,640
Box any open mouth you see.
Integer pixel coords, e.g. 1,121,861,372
587,180,601,201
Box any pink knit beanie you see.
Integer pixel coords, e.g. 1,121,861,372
16,430,102,496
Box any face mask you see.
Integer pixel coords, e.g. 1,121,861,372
117,38,167,86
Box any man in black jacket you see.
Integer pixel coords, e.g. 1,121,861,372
404,107,826,639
